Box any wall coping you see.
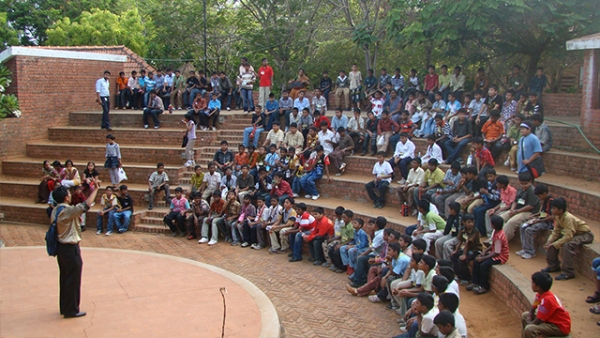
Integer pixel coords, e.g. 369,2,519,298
0,46,127,64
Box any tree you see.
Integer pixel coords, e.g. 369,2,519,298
1,0,117,45
46,8,150,56
0,12,19,48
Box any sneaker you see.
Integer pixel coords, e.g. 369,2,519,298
208,239,217,246
241,242,250,248
250,243,258,249
304,194,312,199
268,248,279,254
459,280,470,285
466,283,478,291
231,241,240,246
335,173,341,176
292,193,299,198
96,230,102,235
226,107,231,111
321,262,331,268
225,236,232,243
254,245,263,250
313,260,323,266
154,125,159,129
312,194,320,200
368,295,382,303
144,125,149,129
198,237,209,244
105,231,113,236
178,107,182,110
118,229,126,234
510,167,517,171
521,253,535,259
515,250,525,256
504,159,510,167
212,127,216,131
148,205,153,210
244,111,248,114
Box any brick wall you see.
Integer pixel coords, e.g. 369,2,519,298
541,93,582,117
0,55,125,161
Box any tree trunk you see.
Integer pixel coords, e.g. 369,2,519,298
526,53,541,81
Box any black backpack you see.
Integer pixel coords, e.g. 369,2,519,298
45,206,65,256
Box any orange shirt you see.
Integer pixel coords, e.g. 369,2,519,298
116,77,128,90
234,152,249,166
481,120,504,140
248,152,259,168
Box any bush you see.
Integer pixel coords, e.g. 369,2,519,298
0,65,20,119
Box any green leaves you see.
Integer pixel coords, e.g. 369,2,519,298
0,65,20,119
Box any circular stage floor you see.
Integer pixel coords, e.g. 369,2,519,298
0,247,279,338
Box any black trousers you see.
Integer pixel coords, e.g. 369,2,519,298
308,236,327,262
57,242,83,316
164,211,186,232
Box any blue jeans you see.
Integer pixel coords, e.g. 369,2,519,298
351,254,375,286
241,88,255,112
363,132,377,153
113,210,132,231
292,176,302,194
389,156,413,180
341,245,367,268
593,257,600,280
292,230,311,259
473,202,499,236
394,320,418,338
444,138,471,163
243,126,265,148
299,170,323,197
96,208,115,232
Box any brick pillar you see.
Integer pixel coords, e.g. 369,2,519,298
580,49,600,147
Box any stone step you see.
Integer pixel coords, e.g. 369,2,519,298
68,111,253,129
48,126,231,145
2,157,185,185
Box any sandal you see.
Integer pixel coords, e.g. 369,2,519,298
590,304,600,315
586,292,600,303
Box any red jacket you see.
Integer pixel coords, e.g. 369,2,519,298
306,216,334,242
270,179,293,197
314,116,331,129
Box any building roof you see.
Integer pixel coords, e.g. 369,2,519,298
566,32,600,51
0,45,156,74
0,46,127,64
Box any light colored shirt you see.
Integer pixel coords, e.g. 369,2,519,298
294,97,310,111
469,98,485,117
318,129,336,155
331,115,349,131
348,116,365,132
450,74,466,91
203,172,222,191
187,120,197,140
283,131,304,149
406,167,425,186
311,95,327,113
127,77,139,90
164,74,174,86
148,96,164,110
394,139,415,159
54,203,89,244
421,143,444,163
96,78,110,97
265,129,285,144
517,133,543,173
372,161,393,183
149,171,169,188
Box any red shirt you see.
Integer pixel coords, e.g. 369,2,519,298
475,147,495,169
399,120,414,135
491,229,509,263
533,291,571,335
424,74,439,91
270,179,293,198
258,66,274,87
296,211,316,231
314,116,331,129
306,216,333,242
377,118,399,134
234,152,249,166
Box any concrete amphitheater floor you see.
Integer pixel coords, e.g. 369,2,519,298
1,223,597,337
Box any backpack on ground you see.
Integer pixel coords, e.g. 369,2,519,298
45,206,65,256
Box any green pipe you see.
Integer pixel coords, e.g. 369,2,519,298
546,118,600,154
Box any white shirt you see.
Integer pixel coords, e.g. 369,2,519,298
318,129,336,155
421,307,440,337
127,77,139,90
347,116,365,132
96,78,110,97
406,167,425,186
187,120,197,140
203,172,222,191
164,74,174,86
370,97,385,118
372,161,393,183
421,143,444,163
394,139,415,159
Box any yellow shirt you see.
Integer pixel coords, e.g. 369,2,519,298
190,173,205,189
548,211,591,248
424,168,446,188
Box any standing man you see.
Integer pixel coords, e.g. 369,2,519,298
258,58,274,107
96,70,111,131
52,183,99,318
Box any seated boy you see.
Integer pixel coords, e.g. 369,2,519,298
517,184,554,259
298,206,332,264
288,203,320,262
365,151,394,209
396,292,439,338
437,292,468,337
245,196,268,250
267,197,297,254
471,137,495,177
256,197,282,249
96,186,119,236
322,207,347,269
413,200,446,253
413,159,445,206
432,161,462,218
468,215,509,294
397,158,425,216
542,197,594,280
187,192,209,240
189,165,204,199
163,187,190,237
484,174,517,237
481,109,504,159
498,171,540,242
434,310,461,338
340,218,370,274
434,202,463,260
454,166,483,214
327,211,357,273
349,217,389,287
200,190,225,245
200,162,221,202
521,272,571,338
113,184,134,234
450,213,483,284
472,169,501,236
148,163,170,210
222,190,241,245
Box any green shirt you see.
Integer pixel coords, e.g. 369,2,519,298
439,73,452,89
424,168,446,188
507,125,521,141
425,212,446,231
190,173,204,189
340,222,355,243
174,74,186,89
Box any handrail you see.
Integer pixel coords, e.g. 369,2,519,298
546,118,600,154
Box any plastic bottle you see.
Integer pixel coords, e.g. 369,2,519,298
417,151,422,158
466,154,473,166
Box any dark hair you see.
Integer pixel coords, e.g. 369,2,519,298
496,175,509,186
52,186,69,203
437,259,452,268
534,183,548,195
342,209,354,218
119,184,128,191
273,172,285,179
156,162,164,168
489,84,498,91
422,254,436,270
449,202,461,214
411,157,422,165
399,234,412,246
354,218,364,227
528,91,538,97
490,110,500,118
439,293,460,313
313,206,324,214
106,134,116,140
337,126,345,133
376,151,386,157
471,137,483,145
531,271,553,291
434,310,455,327
412,238,427,252
426,134,437,142
174,187,183,193
551,197,567,212
518,171,533,182
463,213,475,222
531,114,543,122
375,216,387,230
465,166,478,175
221,140,228,145
450,161,461,170
427,158,439,167
418,199,431,213
296,202,307,211
284,197,295,205
388,242,402,254
490,215,504,230
432,275,449,293
474,89,483,96
439,266,456,284
417,292,434,311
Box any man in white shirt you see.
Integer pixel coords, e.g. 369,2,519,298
96,70,111,130
127,70,140,110
365,152,394,208
317,121,336,155
397,158,425,214
293,90,310,112
263,122,285,148
421,134,444,167
163,68,175,108
388,133,415,184
311,88,327,114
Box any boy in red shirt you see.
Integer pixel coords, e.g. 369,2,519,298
522,271,571,338
471,137,495,176
257,58,274,107
313,110,331,130
468,214,509,295
304,206,334,265
399,111,415,136
233,144,249,175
